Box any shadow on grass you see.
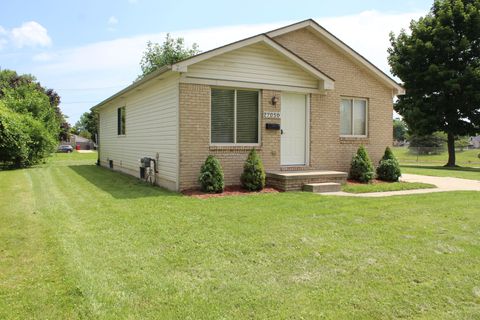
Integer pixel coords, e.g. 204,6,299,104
401,164,480,173
69,164,179,199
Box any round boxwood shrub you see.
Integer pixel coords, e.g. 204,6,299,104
198,155,224,193
349,145,374,183
241,149,266,191
376,147,401,181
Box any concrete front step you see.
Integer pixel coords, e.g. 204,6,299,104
303,182,342,193
266,170,347,191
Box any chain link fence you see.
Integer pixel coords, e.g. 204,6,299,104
394,146,480,165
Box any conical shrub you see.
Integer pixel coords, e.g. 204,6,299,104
349,145,374,183
241,149,266,191
377,147,401,181
381,146,395,161
198,155,224,193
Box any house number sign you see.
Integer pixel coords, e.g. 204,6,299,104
263,112,281,119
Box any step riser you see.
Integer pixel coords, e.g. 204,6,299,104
266,170,348,192
303,184,341,193
267,176,346,191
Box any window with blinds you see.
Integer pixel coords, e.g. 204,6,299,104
340,98,367,136
211,88,259,144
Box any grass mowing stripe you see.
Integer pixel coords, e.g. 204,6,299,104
2,152,480,318
342,181,436,193
0,168,85,319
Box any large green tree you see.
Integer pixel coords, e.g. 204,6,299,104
73,110,98,142
0,69,64,167
138,34,199,79
388,0,480,166
393,119,408,142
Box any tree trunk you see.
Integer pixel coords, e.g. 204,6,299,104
445,132,456,167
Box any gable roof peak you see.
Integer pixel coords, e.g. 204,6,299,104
267,18,405,95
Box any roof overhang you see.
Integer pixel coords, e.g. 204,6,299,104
267,19,405,96
92,65,172,110
93,18,405,111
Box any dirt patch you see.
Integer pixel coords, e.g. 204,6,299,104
182,185,280,199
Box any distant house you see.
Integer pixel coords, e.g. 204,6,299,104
471,136,480,149
71,135,95,150
92,19,404,191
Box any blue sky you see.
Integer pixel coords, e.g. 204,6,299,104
0,0,433,124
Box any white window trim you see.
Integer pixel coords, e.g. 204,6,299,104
209,87,261,146
339,97,368,138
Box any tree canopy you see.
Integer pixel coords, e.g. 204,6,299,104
388,0,480,166
393,119,408,142
73,110,98,142
138,34,199,79
0,69,66,168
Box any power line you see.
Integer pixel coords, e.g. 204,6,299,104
60,101,99,104
55,85,128,91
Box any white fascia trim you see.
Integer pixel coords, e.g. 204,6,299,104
180,76,324,94
92,66,172,111
267,20,405,96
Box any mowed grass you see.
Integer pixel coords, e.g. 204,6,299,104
1,153,480,319
392,147,480,181
393,147,480,165
401,165,480,181
342,181,435,193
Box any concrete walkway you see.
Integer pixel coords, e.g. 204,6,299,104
324,174,480,197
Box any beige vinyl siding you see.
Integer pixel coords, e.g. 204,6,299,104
98,73,179,190
185,42,319,89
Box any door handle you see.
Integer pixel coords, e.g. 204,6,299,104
281,129,284,135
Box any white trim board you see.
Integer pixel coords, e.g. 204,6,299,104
180,76,324,94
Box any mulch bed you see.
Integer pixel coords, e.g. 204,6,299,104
182,185,280,199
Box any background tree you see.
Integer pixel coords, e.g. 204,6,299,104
73,110,98,142
408,132,447,154
393,119,407,142
0,69,64,167
388,0,480,167
138,34,199,79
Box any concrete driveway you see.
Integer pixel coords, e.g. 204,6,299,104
325,174,480,197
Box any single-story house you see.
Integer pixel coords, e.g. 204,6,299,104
470,136,480,149
92,19,404,192
71,134,95,150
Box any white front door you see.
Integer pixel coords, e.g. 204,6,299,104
281,93,307,165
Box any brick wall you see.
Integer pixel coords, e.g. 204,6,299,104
274,28,394,171
178,28,394,190
178,84,282,190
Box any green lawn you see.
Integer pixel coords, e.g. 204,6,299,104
1,153,480,319
342,181,435,193
392,147,480,180
393,146,480,165
401,165,480,181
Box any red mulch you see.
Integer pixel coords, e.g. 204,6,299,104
346,179,389,185
182,185,280,199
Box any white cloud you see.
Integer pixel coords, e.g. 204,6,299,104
108,16,119,25
0,26,7,49
318,10,422,75
107,16,119,31
32,52,57,62
10,21,52,48
31,10,425,123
